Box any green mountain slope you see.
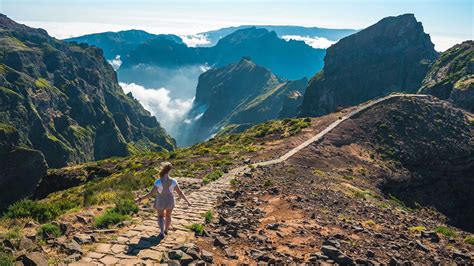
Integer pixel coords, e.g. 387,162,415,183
418,40,473,112
180,58,307,145
0,14,175,209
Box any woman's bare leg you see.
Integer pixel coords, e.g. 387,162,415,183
157,209,165,236
165,208,173,233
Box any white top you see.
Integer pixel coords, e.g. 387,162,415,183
154,177,178,193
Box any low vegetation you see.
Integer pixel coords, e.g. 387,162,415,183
94,195,138,228
435,226,458,238
95,210,129,229
202,170,224,184
408,226,426,233
464,235,474,245
4,199,76,223
187,223,204,236
202,210,213,224
38,223,61,238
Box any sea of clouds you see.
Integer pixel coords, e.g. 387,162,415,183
180,34,211,47
119,82,194,137
282,35,336,49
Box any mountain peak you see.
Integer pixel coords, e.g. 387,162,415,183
216,26,278,46
300,14,438,117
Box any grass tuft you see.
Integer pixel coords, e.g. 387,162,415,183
94,210,129,229
186,223,204,236
202,170,223,184
435,226,457,238
38,223,61,238
464,235,474,245
202,210,213,224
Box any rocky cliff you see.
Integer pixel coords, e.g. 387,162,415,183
300,14,438,117
181,58,307,146
0,15,175,209
418,41,473,112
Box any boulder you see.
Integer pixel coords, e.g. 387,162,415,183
201,250,213,263
321,245,354,265
73,234,92,245
20,252,48,266
18,237,36,252
213,236,228,247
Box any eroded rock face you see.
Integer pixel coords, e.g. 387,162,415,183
0,14,175,208
180,58,307,145
300,14,438,117
418,41,473,112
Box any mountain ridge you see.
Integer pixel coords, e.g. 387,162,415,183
0,14,175,209
119,27,325,80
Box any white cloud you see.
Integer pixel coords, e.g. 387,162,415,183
282,35,337,49
119,82,193,135
430,35,467,52
108,55,122,70
180,34,212,47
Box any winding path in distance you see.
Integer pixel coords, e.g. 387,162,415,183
78,93,427,265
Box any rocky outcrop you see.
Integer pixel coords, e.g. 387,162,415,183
180,58,307,146
0,15,175,208
120,27,325,80
300,14,438,117
278,90,305,119
418,41,473,112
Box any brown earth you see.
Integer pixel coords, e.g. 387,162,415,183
195,96,473,264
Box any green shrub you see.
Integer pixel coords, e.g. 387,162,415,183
5,199,61,223
83,188,96,206
229,178,240,186
113,197,139,215
2,226,21,241
263,180,273,187
435,226,458,238
202,210,213,224
95,210,129,229
464,235,474,245
388,194,411,211
38,223,61,238
0,246,14,266
202,170,223,184
187,223,204,236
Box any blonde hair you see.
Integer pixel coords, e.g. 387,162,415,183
159,162,172,177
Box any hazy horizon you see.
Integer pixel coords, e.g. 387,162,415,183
1,0,472,51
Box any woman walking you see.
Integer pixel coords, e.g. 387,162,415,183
136,162,191,238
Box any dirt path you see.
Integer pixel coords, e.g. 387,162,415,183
77,94,426,265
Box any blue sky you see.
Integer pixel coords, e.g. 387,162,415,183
1,0,472,50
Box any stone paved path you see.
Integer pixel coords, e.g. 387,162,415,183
78,94,426,265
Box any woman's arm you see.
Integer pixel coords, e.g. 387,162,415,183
175,185,191,206
135,186,158,203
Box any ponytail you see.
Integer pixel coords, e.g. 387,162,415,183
159,162,172,177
